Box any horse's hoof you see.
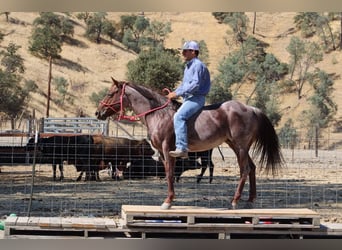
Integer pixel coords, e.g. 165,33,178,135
231,202,237,210
160,202,172,210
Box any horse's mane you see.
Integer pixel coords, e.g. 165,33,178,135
123,81,181,110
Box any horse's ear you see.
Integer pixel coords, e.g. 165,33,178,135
111,77,119,85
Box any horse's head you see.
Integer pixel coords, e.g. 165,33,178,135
95,77,127,120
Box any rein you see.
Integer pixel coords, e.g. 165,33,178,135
101,83,171,122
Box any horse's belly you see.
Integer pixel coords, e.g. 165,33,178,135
188,134,226,152
188,116,227,151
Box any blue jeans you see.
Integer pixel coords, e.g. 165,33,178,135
173,95,205,151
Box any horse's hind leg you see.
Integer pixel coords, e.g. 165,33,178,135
246,156,256,208
231,148,251,209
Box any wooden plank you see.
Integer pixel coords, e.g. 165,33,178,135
16,217,29,226
27,217,40,226
92,218,107,229
71,217,96,229
121,205,319,217
49,217,62,228
104,219,117,229
61,217,73,228
38,217,50,227
5,216,18,226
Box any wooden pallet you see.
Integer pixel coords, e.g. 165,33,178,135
4,216,118,238
121,205,321,230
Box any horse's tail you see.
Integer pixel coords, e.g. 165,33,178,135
253,110,284,175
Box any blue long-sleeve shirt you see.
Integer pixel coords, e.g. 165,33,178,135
175,57,211,98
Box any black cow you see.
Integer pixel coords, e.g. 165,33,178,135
125,149,215,183
27,135,96,181
175,149,215,183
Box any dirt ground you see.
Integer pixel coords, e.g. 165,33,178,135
0,147,342,228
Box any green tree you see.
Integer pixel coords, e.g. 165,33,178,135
286,36,323,99
278,119,298,149
144,20,171,48
212,12,234,23
120,14,150,53
0,40,36,128
29,12,63,117
307,69,337,128
85,12,115,43
214,36,286,125
0,73,25,125
0,26,40,128
207,82,232,104
294,12,337,51
315,14,337,51
126,48,183,92
301,70,337,148
223,12,249,45
52,76,69,105
60,15,75,39
0,42,25,74
0,70,32,129
76,12,91,23
294,12,319,38
251,53,286,126
89,88,108,107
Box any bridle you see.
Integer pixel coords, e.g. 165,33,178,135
99,83,171,122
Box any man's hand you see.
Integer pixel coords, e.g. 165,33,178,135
166,92,177,100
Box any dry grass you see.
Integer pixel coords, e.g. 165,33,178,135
1,147,342,223
1,12,342,144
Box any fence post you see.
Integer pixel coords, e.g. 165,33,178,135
315,125,318,157
39,118,44,133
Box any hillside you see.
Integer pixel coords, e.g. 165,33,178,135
1,12,342,146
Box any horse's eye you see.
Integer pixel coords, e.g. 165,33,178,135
107,93,114,97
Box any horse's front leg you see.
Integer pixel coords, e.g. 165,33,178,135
161,156,176,210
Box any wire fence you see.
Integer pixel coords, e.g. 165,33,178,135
0,120,341,223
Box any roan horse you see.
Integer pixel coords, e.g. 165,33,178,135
95,78,284,210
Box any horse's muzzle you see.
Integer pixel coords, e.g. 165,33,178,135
95,110,106,120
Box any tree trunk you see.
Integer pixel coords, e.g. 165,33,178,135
326,21,336,50
5,12,9,22
340,12,342,49
46,56,52,118
253,12,256,34
10,118,15,130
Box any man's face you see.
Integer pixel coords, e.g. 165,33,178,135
182,49,196,61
